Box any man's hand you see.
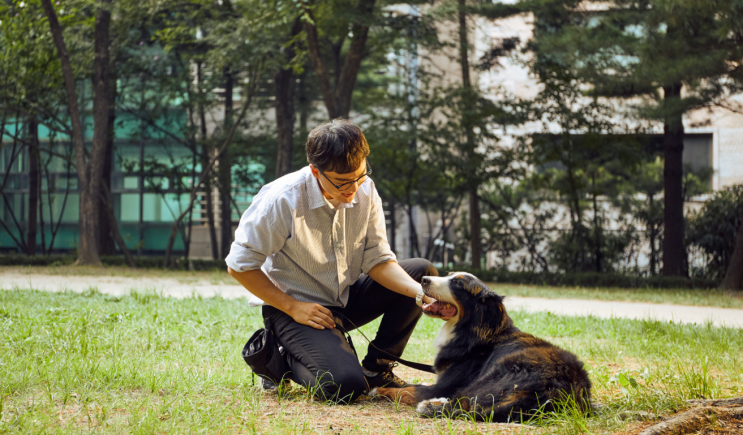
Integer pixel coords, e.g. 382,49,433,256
288,301,336,330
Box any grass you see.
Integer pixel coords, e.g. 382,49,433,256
1,288,742,434
489,283,743,309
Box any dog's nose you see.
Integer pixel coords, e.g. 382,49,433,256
421,277,430,285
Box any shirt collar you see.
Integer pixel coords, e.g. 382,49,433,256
305,167,328,210
305,166,359,210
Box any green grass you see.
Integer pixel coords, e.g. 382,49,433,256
489,283,743,309
1,288,742,434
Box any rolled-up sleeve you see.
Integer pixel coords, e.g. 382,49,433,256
225,197,292,272
360,187,397,274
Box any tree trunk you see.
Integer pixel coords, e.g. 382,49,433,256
41,0,109,266
298,72,309,142
662,83,686,277
38,151,46,255
469,189,481,268
592,178,603,272
388,200,396,254
639,406,743,435
196,62,219,259
98,70,117,256
219,70,234,259
303,0,376,119
648,193,657,276
101,184,135,267
274,20,301,178
26,118,39,256
85,0,112,262
721,206,743,290
458,0,481,269
274,65,295,177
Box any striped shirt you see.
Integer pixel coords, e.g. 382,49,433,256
225,166,397,308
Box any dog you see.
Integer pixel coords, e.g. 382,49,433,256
372,272,591,422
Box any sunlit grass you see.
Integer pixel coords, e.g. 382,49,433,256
490,283,743,309
1,288,741,434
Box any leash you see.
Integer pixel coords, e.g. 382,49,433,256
333,312,436,374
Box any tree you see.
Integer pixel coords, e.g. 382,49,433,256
524,0,743,276
1,0,74,255
41,0,115,265
688,185,743,287
629,157,665,276
152,0,275,267
274,18,302,178
412,0,526,269
721,207,743,290
301,0,378,119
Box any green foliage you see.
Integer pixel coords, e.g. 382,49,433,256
515,0,738,277
528,0,743,117
688,185,743,280
477,176,557,272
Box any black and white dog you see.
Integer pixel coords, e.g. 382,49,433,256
373,273,591,422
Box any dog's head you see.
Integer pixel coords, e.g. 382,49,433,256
421,272,511,345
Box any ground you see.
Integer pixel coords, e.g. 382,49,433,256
1,266,742,434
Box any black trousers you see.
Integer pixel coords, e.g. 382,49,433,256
262,258,438,403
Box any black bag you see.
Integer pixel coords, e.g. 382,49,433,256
241,318,290,385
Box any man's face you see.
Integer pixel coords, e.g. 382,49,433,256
310,162,368,204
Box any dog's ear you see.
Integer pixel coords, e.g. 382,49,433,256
466,291,507,347
477,290,504,311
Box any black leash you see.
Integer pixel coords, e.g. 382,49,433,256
333,313,436,374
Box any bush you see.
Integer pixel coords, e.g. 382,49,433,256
438,267,718,289
1,254,717,288
688,185,743,280
0,254,226,271
0,254,75,267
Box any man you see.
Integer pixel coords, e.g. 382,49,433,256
226,119,439,403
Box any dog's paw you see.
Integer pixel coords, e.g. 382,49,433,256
416,398,448,418
368,387,379,397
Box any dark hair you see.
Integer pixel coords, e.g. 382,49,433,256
305,119,370,173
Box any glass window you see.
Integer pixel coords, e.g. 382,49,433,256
124,177,138,190
142,193,160,222
58,194,79,222
120,194,140,222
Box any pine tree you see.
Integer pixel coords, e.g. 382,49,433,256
523,0,743,276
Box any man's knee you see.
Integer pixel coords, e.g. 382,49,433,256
311,370,367,404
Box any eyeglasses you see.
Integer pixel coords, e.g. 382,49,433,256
318,160,373,192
